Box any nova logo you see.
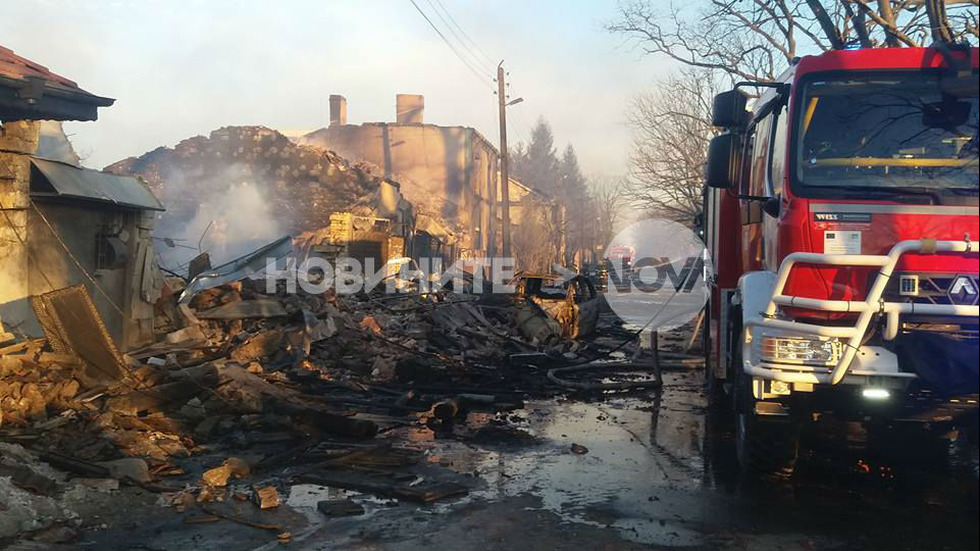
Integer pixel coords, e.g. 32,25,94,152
948,275,979,305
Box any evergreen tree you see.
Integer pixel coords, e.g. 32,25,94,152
509,116,594,266
558,144,587,205
510,117,559,195
558,144,590,264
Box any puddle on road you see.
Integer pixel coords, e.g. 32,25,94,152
284,368,977,549
400,370,979,549
405,371,716,547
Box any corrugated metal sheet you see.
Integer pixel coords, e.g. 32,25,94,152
179,235,294,303
30,157,164,211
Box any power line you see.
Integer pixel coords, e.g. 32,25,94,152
503,73,532,146
408,0,493,89
512,108,531,147
428,0,497,72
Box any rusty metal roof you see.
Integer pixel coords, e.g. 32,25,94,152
30,157,164,211
415,213,456,244
0,45,114,121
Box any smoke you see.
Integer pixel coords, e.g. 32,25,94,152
122,126,384,276
186,181,282,264
153,164,282,274
37,122,82,165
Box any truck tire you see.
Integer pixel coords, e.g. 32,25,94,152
707,298,738,413
731,309,799,477
702,301,723,406
734,405,799,478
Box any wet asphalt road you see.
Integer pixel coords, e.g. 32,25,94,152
84,369,978,551
350,370,978,551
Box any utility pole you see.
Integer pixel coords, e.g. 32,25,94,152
497,61,512,259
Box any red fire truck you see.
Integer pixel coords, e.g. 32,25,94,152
702,45,979,475
606,245,636,270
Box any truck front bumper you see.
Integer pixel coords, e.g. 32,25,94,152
742,239,978,387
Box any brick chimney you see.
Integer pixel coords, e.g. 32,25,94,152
395,94,424,124
329,94,347,127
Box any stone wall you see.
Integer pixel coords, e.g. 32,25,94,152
0,121,39,335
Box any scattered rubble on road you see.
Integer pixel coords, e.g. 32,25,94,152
0,261,693,546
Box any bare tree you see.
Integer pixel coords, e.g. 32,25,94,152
624,68,721,225
512,195,563,273
590,176,627,250
608,1,978,84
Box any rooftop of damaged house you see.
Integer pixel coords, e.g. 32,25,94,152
1,44,675,550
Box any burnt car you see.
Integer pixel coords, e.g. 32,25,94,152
516,273,599,340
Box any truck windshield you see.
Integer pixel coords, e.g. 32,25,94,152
796,72,979,194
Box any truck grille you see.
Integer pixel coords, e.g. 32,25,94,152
878,273,979,340
881,273,978,306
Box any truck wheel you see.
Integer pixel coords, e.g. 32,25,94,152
706,300,736,413
732,315,799,477
702,301,724,406
735,407,799,478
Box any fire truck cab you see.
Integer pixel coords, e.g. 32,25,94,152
702,46,979,475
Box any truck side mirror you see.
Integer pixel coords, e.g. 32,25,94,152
922,99,971,130
705,133,738,189
711,90,749,128
763,195,781,218
940,74,979,98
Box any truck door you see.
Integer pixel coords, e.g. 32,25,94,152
741,115,772,272
764,104,789,272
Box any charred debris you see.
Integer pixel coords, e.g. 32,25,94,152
0,47,696,545
0,252,697,542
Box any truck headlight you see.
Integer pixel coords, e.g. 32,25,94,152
759,336,841,366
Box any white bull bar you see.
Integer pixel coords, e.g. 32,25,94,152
745,239,978,385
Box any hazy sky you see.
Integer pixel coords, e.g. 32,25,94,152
3,0,673,177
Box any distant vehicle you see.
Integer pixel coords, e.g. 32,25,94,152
701,45,979,475
605,245,636,272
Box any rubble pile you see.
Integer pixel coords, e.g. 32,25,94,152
0,276,635,543
105,126,387,236
0,341,83,429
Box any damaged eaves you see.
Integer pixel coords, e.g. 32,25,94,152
0,46,114,122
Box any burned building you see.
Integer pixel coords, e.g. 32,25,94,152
106,126,415,273
292,177,420,269
1,45,164,350
299,94,499,260
499,176,565,272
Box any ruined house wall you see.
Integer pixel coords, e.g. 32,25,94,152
25,202,132,343
1,121,158,350
301,124,499,258
0,121,39,335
